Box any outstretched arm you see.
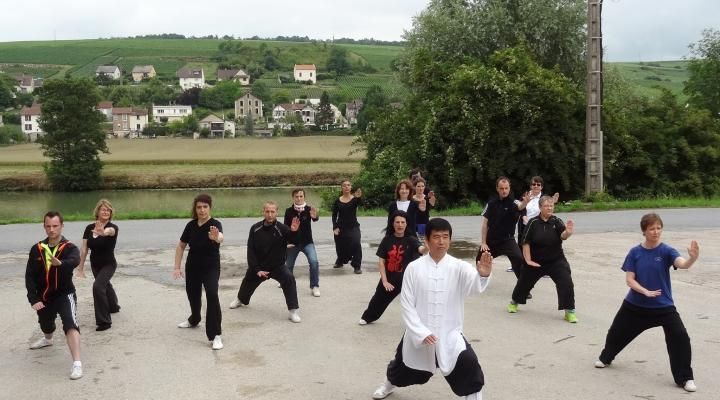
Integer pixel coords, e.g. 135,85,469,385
674,240,699,269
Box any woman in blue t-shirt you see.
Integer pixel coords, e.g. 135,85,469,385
595,213,700,393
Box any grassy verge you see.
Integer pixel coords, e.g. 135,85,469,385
2,197,718,225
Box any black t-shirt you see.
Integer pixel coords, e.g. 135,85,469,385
332,197,361,230
482,195,521,242
83,222,119,267
180,218,223,264
376,235,421,273
284,205,317,246
521,215,566,264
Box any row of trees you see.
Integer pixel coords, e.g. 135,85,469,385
354,0,720,207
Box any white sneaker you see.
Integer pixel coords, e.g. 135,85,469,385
229,298,245,309
358,319,368,325
683,380,697,392
372,381,396,399
594,360,607,368
212,335,224,350
177,320,195,328
505,267,514,272
288,309,301,323
29,337,53,349
69,363,83,380
311,287,320,297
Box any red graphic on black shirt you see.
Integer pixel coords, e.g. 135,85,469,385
387,244,405,272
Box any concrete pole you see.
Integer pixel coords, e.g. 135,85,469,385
586,0,604,195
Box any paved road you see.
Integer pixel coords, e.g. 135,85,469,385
1,208,717,253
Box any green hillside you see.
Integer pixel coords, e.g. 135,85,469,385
0,38,692,102
606,60,689,100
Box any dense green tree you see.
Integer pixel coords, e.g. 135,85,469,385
177,88,201,106
37,78,108,191
0,78,15,108
685,28,720,117
326,47,352,76
356,85,387,132
357,47,585,206
271,90,291,105
399,0,586,94
199,81,242,109
315,91,334,127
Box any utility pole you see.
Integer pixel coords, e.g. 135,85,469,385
585,0,603,195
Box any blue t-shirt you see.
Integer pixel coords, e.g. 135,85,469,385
622,243,680,308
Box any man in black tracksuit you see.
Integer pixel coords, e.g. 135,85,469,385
230,201,302,323
477,177,529,281
25,211,84,380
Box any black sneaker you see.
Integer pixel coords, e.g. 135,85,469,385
353,267,362,274
96,324,111,331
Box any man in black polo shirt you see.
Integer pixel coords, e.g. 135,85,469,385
229,201,302,323
477,177,528,281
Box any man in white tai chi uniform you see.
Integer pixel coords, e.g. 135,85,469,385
372,217,493,400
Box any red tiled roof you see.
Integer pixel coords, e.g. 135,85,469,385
294,64,316,70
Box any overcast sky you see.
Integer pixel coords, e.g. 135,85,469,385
0,0,717,62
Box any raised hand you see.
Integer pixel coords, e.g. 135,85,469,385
552,192,560,204
476,251,492,276
93,221,106,236
687,240,700,260
566,219,575,235
208,226,220,242
309,207,318,219
354,188,363,198
290,216,301,232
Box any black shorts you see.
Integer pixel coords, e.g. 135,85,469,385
37,293,80,334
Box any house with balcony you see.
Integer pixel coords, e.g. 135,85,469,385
199,114,236,138
152,104,193,123
96,66,121,80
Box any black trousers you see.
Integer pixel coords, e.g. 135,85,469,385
599,301,693,385
511,257,575,310
185,264,222,341
38,293,79,334
237,265,299,310
361,271,403,323
386,337,485,396
334,226,362,268
91,262,119,326
479,238,524,280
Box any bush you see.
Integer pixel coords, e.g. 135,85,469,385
316,72,336,81
2,112,20,125
0,125,25,144
582,191,616,203
644,76,662,81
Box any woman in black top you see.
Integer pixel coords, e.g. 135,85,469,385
411,177,436,237
172,194,225,350
77,199,120,331
331,180,363,274
386,179,425,237
359,210,424,325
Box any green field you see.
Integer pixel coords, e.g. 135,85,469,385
608,60,689,100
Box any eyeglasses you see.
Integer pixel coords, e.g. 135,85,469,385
531,182,542,186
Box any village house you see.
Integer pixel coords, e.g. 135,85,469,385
345,99,363,125
97,101,113,121
131,65,156,82
20,103,43,141
199,114,236,138
176,68,205,90
152,104,192,123
272,103,305,121
95,66,121,80
293,64,316,84
112,107,149,138
234,93,263,120
216,69,250,85
14,74,43,94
